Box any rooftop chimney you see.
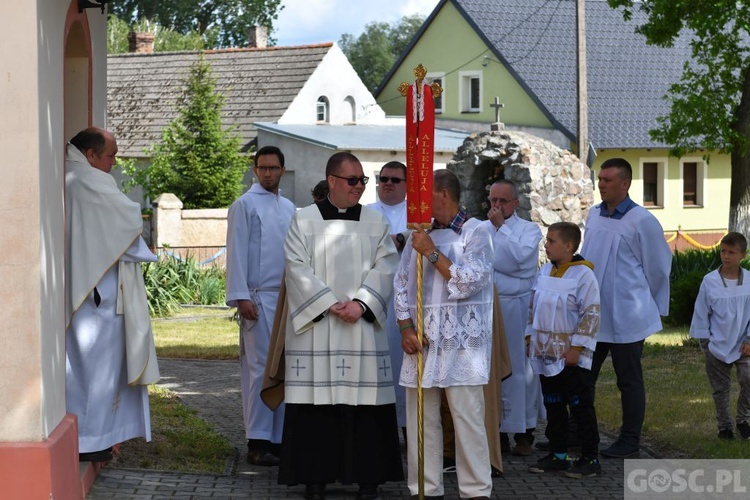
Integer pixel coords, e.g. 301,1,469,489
128,32,155,54
247,26,268,49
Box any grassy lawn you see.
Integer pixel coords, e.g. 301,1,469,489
115,385,235,473
152,307,238,360
596,326,750,458
117,308,239,472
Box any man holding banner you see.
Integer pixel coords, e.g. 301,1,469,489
395,169,495,500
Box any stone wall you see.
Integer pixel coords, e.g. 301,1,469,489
447,130,594,233
152,193,228,248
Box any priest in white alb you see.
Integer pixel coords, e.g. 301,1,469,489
278,152,402,500
65,127,159,462
368,160,408,431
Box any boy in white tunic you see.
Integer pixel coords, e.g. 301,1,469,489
226,146,295,465
527,222,601,478
396,169,494,499
690,232,750,440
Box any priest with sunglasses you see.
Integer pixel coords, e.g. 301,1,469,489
278,152,403,500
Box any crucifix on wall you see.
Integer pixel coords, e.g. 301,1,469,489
490,96,505,131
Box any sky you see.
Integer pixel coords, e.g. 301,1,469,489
273,0,441,47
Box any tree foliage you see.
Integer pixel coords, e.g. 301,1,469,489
126,57,248,209
607,0,750,232
340,15,425,93
107,15,210,54
110,0,283,48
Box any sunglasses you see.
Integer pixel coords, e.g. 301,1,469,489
379,176,405,184
330,174,369,186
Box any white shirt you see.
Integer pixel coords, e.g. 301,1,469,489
690,268,750,363
580,204,671,343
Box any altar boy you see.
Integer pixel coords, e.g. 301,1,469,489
690,232,750,440
526,222,601,478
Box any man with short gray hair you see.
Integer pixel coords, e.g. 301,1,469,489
486,179,543,456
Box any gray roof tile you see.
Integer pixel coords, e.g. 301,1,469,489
452,0,692,149
107,44,332,157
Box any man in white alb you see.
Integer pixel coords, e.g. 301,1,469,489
581,157,671,458
66,127,159,463
226,145,295,466
396,169,495,499
485,179,543,456
368,160,408,431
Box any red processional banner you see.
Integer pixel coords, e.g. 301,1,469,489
405,81,435,224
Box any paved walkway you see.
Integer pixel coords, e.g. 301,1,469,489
87,358,654,499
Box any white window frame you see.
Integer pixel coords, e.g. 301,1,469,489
458,70,482,113
639,157,668,209
426,72,445,114
316,96,329,123
680,157,706,207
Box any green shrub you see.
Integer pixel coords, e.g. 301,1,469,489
665,246,750,327
142,253,226,317
664,269,705,327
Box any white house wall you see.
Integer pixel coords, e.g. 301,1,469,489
281,44,387,126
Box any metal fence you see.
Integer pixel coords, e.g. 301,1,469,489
154,246,227,268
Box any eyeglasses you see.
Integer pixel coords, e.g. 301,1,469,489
256,166,282,173
379,176,405,184
330,174,369,186
488,197,517,204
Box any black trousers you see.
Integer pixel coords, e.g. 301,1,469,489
278,403,404,486
590,340,645,447
540,366,599,458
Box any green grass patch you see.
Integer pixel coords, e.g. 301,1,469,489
153,309,239,360
596,326,749,458
115,385,234,472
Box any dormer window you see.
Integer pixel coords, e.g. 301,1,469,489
317,96,329,123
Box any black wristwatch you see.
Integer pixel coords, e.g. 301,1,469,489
427,250,439,263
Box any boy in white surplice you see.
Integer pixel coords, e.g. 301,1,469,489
526,222,601,478
690,232,750,440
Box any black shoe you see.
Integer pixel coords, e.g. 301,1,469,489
79,447,113,462
565,457,602,478
410,496,443,499
719,428,735,440
358,483,379,500
737,422,750,439
600,441,639,458
305,483,326,500
491,466,504,478
528,453,570,474
247,448,280,466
